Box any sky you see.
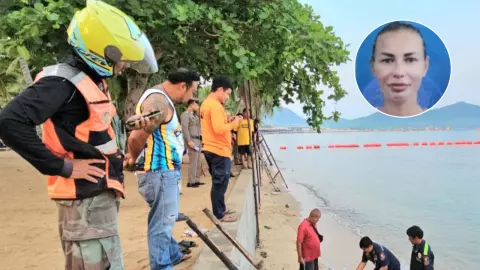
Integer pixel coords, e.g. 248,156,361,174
283,0,480,120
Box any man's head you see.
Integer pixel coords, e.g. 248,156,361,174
211,76,233,104
242,108,250,118
359,236,374,253
187,98,200,111
166,68,201,103
307,208,321,225
406,225,424,245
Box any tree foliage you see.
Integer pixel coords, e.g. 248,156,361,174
0,0,350,130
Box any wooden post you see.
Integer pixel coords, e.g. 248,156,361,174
186,219,239,270
203,208,264,269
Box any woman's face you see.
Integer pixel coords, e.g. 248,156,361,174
371,29,429,105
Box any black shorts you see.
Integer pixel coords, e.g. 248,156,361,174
237,145,251,155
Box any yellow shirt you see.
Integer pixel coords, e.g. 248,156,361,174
235,119,254,146
200,94,234,158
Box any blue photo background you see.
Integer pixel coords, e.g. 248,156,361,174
355,21,451,110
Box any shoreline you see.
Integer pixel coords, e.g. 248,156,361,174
254,170,363,270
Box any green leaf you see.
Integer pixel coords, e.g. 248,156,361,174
222,24,233,32
30,25,39,37
16,46,30,60
34,2,44,11
6,58,19,74
177,14,188,22
235,62,243,69
46,13,59,21
176,4,186,14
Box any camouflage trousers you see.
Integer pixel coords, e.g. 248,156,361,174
56,191,124,270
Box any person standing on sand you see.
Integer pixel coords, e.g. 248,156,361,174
407,225,434,270
234,108,254,169
297,209,323,270
355,236,401,270
0,1,157,269
124,68,200,269
200,76,242,222
180,98,205,188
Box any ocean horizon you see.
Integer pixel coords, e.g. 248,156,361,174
265,130,480,270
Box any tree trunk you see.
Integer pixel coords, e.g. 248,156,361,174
19,57,33,85
121,48,163,120
123,72,150,121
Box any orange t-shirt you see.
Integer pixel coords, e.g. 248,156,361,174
200,94,234,158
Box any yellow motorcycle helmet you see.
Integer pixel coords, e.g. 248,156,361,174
66,0,158,77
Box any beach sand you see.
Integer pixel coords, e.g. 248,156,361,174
0,150,364,270
0,151,240,270
255,170,363,270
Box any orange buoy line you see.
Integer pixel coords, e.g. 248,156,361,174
364,143,382,148
386,142,409,147
279,140,480,150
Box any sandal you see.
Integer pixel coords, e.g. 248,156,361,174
224,209,236,215
179,240,197,248
174,254,192,265
176,213,190,222
219,215,237,223
179,245,191,254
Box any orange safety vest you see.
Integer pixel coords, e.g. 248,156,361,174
35,63,125,200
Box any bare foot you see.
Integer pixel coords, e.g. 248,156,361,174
219,215,237,222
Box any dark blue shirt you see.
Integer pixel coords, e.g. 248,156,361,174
410,240,434,270
362,242,401,270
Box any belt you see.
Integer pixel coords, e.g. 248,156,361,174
191,135,202,140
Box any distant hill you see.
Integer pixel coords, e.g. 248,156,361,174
263,107,308,127
264,102,480,129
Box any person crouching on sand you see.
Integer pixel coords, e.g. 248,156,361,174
356,236,401,270
297,209,323,270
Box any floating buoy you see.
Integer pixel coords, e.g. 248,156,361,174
446,141,453,145
413,142,420,146
364,143,382,148
386,142,409,147
297,145,304,149
421,142,428,146
313,144,320,149
438,142,445,146
328,145,335,148
279,145,287,150
306,145,313,150
474,141,480,145
429,142,436,146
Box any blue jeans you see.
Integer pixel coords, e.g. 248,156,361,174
203,151,231,219
137,170,183,270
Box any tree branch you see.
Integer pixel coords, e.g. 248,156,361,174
204,28,221,38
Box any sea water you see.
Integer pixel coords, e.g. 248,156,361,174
265,131,480,270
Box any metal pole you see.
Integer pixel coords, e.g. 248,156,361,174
186,219,239,270
203,209,264,269
244,80,260,247
260,133,288,189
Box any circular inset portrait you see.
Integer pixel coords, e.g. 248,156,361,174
355,20,451,118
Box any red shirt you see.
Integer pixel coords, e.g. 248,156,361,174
297,219,321,262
